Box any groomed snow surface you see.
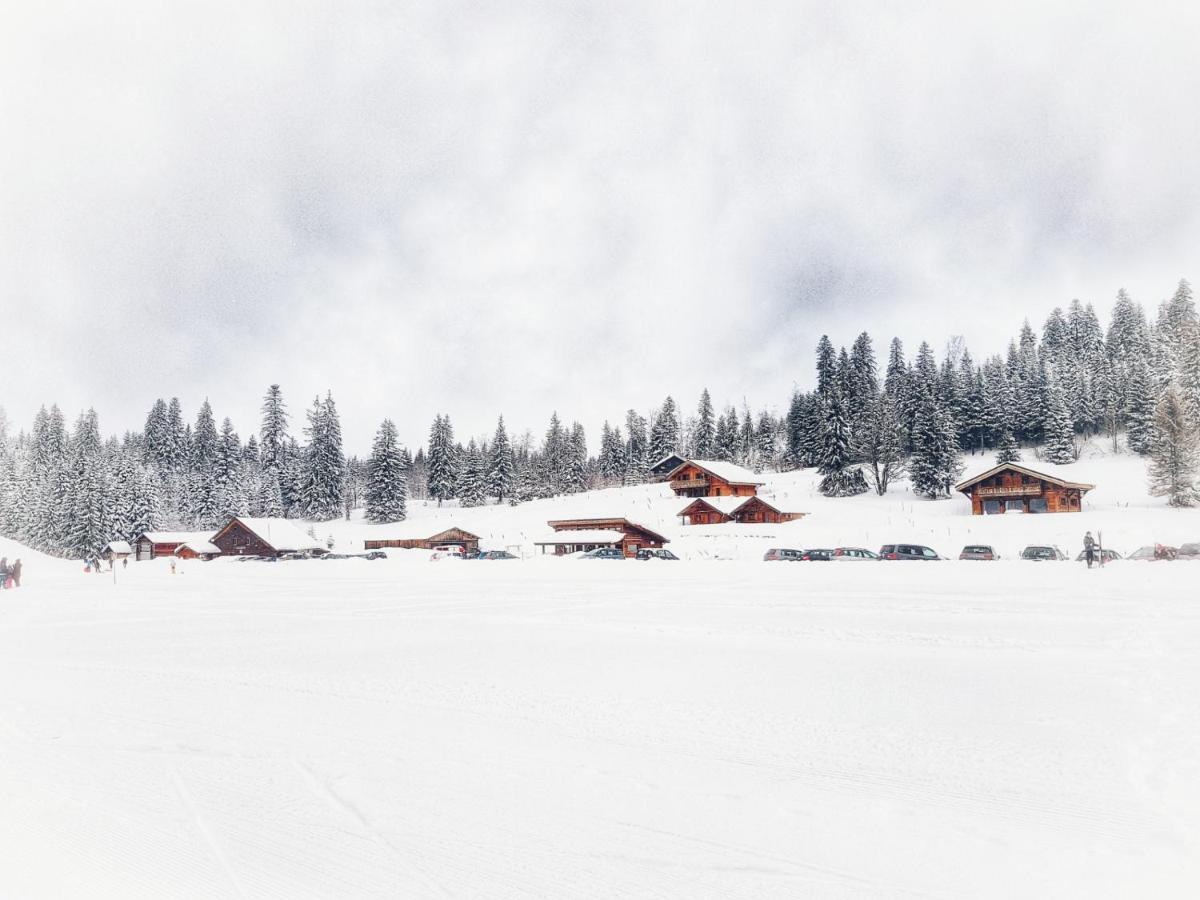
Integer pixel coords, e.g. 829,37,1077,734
2,449,1199,898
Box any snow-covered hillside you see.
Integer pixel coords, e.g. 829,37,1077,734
1,447,1198,897
319,446,1199,562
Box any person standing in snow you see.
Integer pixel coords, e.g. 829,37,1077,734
10,559,21,588
0,558,8,589
1083,531,1096,568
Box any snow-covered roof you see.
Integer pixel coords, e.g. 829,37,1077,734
105,541,133,554
955,463,1095,493
175,540,221,555
678,496,748,516
364,521,480,541
533,530,626,545
226,518,325,552
141,531,216,545
667,459,765,486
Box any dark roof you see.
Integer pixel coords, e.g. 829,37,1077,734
547,518,670,545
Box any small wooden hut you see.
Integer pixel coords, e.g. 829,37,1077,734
135,531,218,561
955,463,1095,515
102,540,133,562
678,495,806,525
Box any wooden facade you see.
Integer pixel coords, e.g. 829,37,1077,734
542,518,670,557
363,527,480,555
211,517,327,557
955,464,1095,515
665,460,763,498
135,532,215,561
678,496,806,526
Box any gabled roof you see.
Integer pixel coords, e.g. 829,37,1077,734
665,459,765,486
175,540,221,555
677,496,746,516
215,517,325,552
954,463,1096,494
105,540,133,554
141,530,216,545
367,521,480,541
547,518,671,545
648,452,687,473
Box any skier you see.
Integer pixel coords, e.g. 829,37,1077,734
10,559,21,588
1083,531,1096,568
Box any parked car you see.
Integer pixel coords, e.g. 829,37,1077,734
959,545,998,561
430,546,466,560
763,548,804,561
635,548,679,561
362,551,388,560
473,550,518,560
1020,545,1068,561
879,544,943,560
832,547,879,560
1177,543,1200,560
1074,548,1122,563
800,548,833,561
1128,544,1178,561
580,547,625,560
321,553,351,560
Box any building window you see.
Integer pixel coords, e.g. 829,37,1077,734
984,500,1002,514
1005,499,1025,513
1029,498,1048,514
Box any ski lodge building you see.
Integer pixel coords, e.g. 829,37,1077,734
534,518,670,557
955,463,1095,515
665,460,764,498
363,525,481,556
135,531,222,561
211,517,327,557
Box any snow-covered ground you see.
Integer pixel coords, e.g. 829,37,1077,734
2,449,1199,897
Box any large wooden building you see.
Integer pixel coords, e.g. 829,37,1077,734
363,526,481,556
535,518,670,557
678,495,806,526
665,460,764,498
955,463,1095,515
211,517,327,557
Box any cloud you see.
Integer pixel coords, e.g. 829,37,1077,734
3,0,1199,450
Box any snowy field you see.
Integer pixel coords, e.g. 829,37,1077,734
2,451,1199,897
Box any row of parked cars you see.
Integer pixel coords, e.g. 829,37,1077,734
764,542,1200,562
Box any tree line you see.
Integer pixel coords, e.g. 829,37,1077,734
2,280,1198,558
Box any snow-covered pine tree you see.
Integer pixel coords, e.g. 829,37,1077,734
693,390,716,459
816,336,837,399
298,392,346,520
909,344,962,499
1148,385,1200,507
860,396,905,496
1041,378,1077,465
623,409,648,484
488,416,515,503
598,422,625,485
754,411,776,473
995,427,1021,464
542,412,567,495
567,422,588,492
427,415,457,505
648,397,680,465
784,391,806,469
817,389,869,497
457,439,486,507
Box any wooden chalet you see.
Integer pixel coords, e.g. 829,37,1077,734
665,459,764,498
211,517,327,557
536,518,670,557
955,463,1095,515
678,495,806,526
135,531,218,561
363,526,480,556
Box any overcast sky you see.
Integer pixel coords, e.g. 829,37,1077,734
3,1,1199,453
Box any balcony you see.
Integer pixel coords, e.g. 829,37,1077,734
976,484,1041,497
670,476,710,493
